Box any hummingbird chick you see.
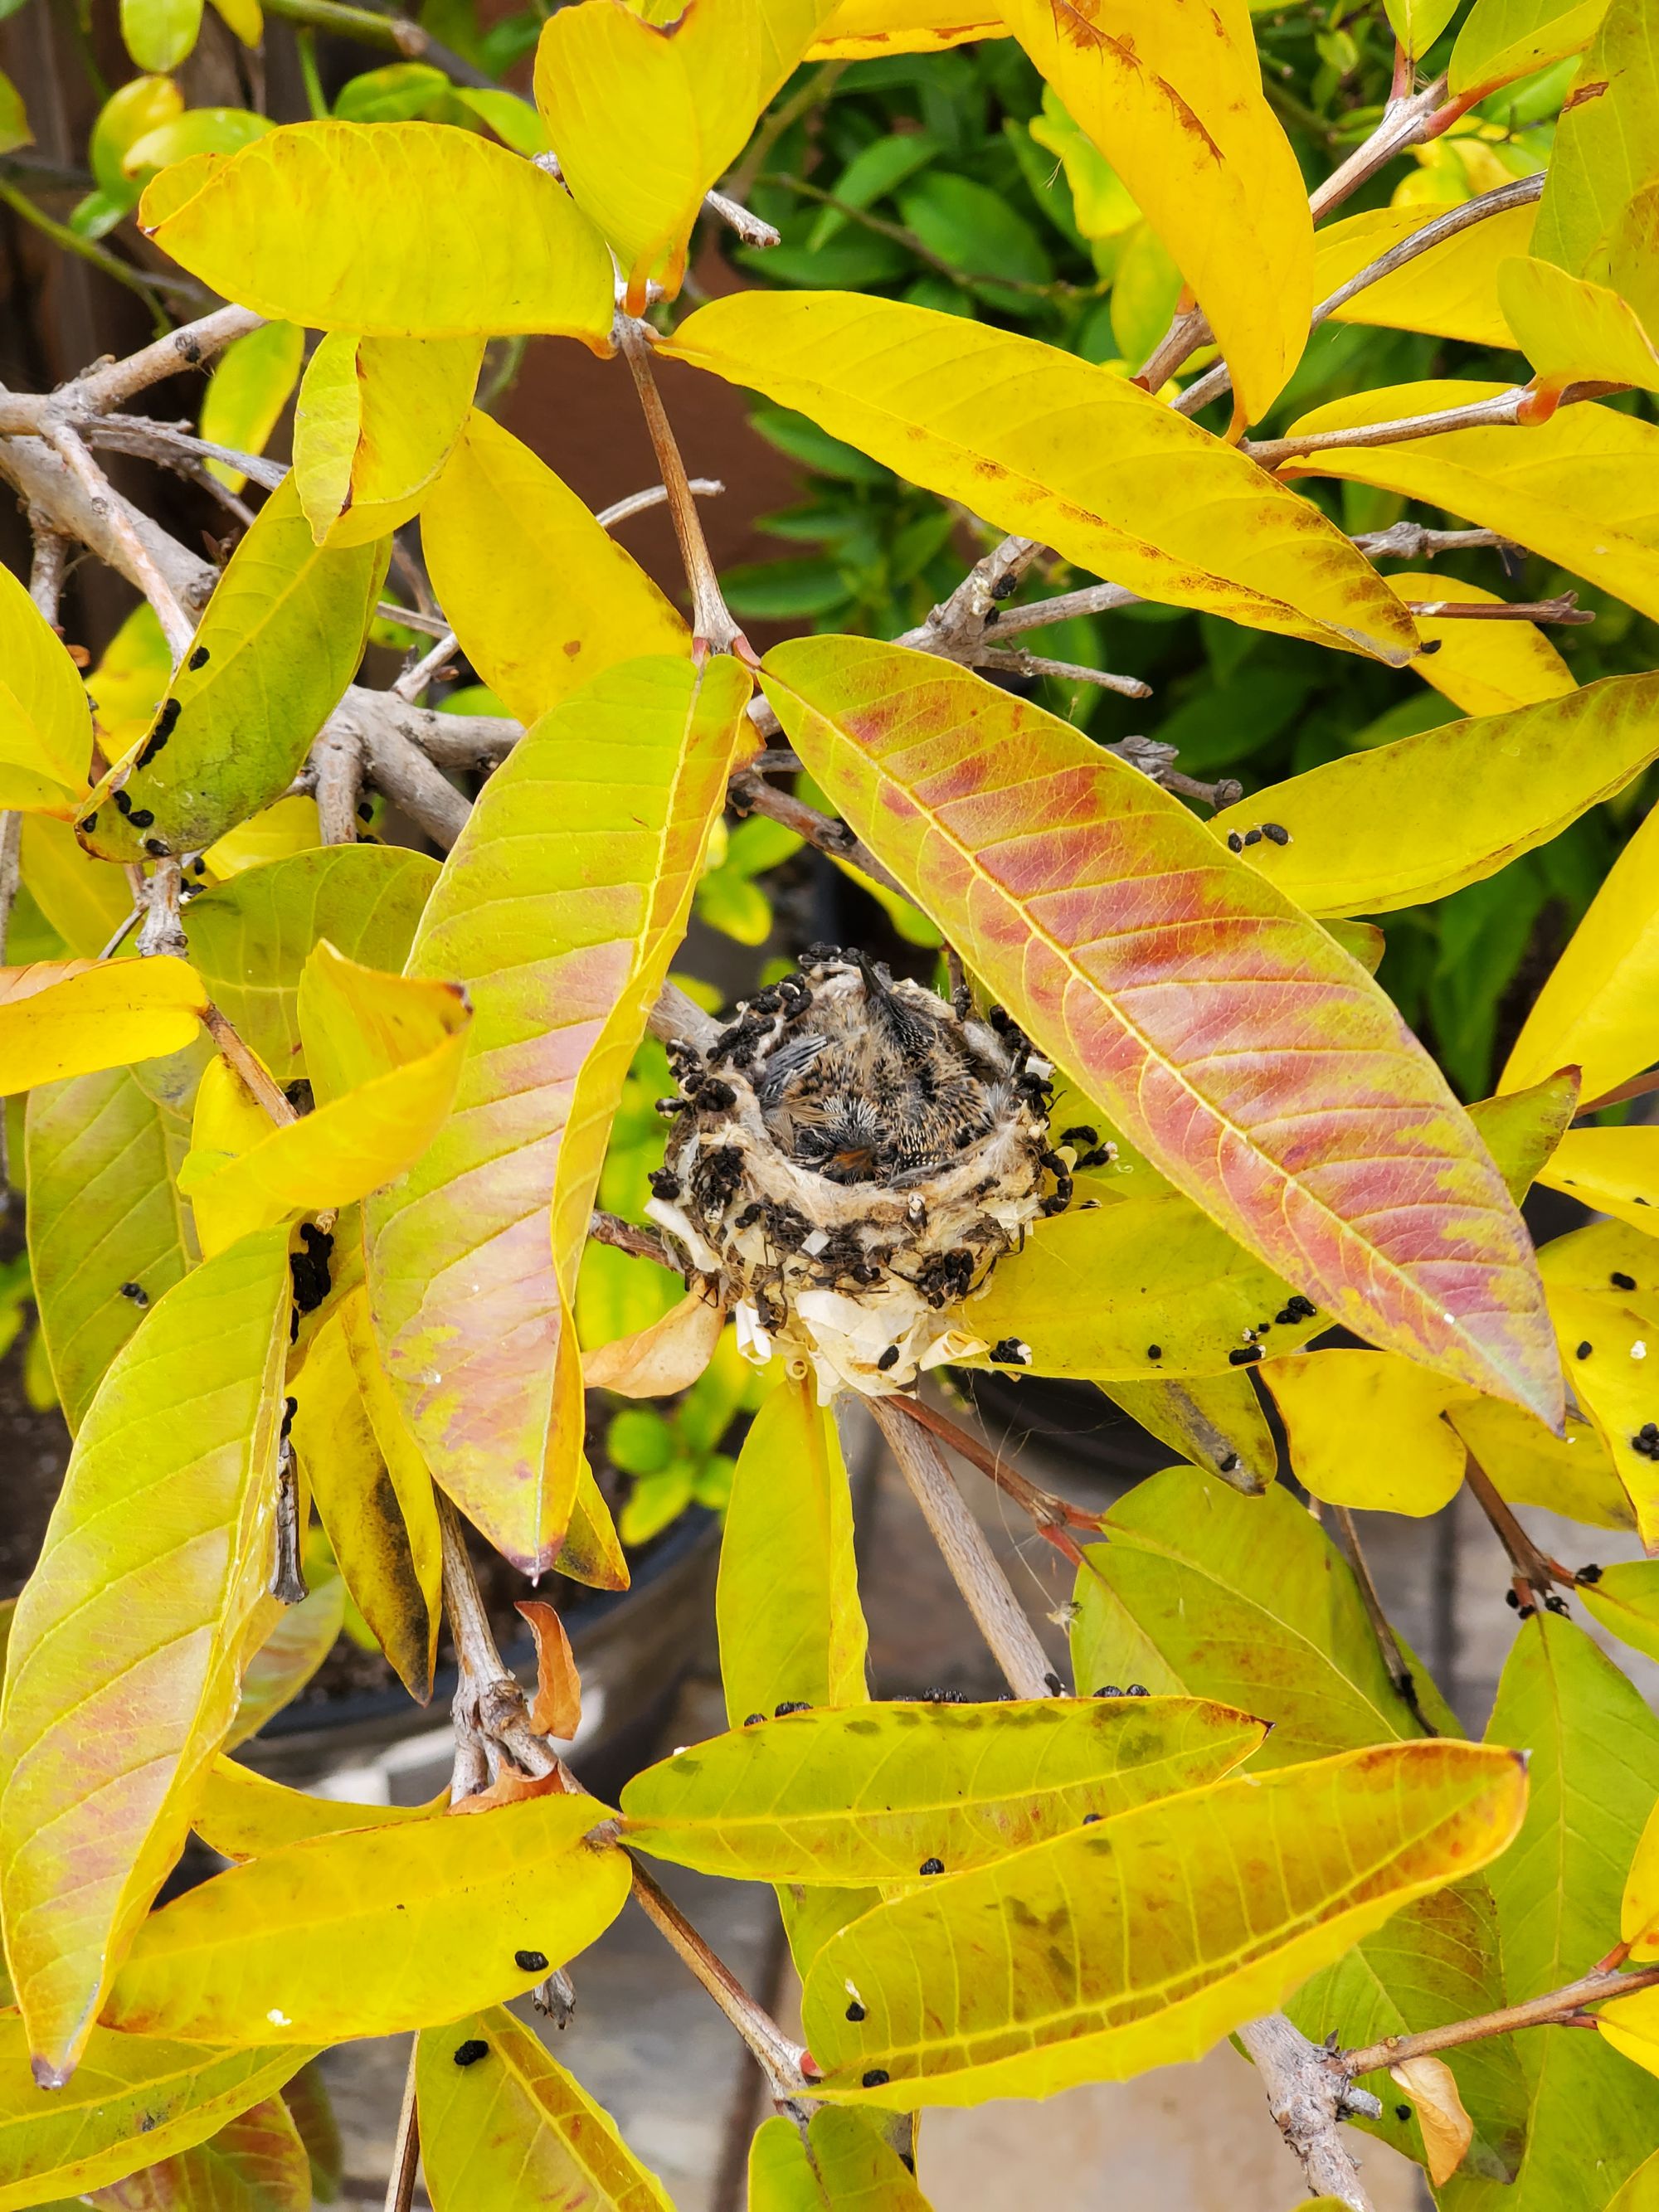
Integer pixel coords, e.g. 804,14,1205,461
756,951,995,1184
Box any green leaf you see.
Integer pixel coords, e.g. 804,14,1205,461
0,67,31,155
1579,1561,1659,1663
1097,1373,1278,1493
140,121,615,341
749,2108,932,2210
77,474,389,864
0,2018,310,2212
26,1046,203,1432
293,333,481,549
121,105,273,188
799,1742,1526,2107
1531,0,1655,276
717,1375,868,1728
1467,1071,1579,1203
0,1228,293,2083
959,1196,1322,1381
1450,0,1608,98
333,61,458,123
898,172,1053,291
182,844,438,1087
1450,1619,1659,2210
417,2004,673,2211
119,0,202,70
808,132,941,248
1070,1467,1459,1764
0,554,92,816
103,1790,630,2047
622,1694,1265,1883
1384,0,1461,60
1286,1879,1527,2183
366,656,750,1576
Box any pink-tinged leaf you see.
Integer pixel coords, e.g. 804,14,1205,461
760,638,1559,1425
364,656,751,1575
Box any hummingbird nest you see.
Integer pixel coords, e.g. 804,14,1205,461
644,947,1071,1402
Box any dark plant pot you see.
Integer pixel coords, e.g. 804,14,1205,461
241,1503,722,1806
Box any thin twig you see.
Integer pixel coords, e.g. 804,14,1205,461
589,1209,675,1266
312,719,366,844
727,764,907,899
1331,1504,1438,1736
1246,383,1614,469
42,424,192,656
74,305,264,411
270,1440,309,1603
1576,1067,1659,1116
868,1396,1056,1699
202,1006,299,1125
392,634,459,705
595,478,724,532
27,527,70,620
374,601,452,640
1403,592,1593,625
888,1394,1102,1563
1342,1961,1659,2076
625,1860,816,2105
968,646,1151,699
616,319,752,658
1350,523,1508,560
702,187,781,250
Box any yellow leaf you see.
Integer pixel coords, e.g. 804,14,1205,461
208,0,263,45
198,318,303,495
367,655,747,1576
1623,1791,1659,1955
664,295,1416,663
995,0,1314,420
202,794,324,880
1446,1392,1632,1529
1260,1349,1466,1515
583,1286,725,1397
1281,383,1659,625
1314,199,1536,348
418,2003,674,2211
120,0,202,71
184,1056,275,1261
420,409,687,726
809,0,1003,51
18,814,134,956
85,600,170,758
1211,673,1659,916
1382,571,1575,716
289,1305,440,1702
1600,1983,1659,2081
1502,793,1659,1101
91,2087,311,2210
718,1373,868,1729
0,559,91,816
294,333,483,548
799,1741,1527,2106
1543,1283,1659,1546
1539,1128,1659,1234
533,0,831,310
140,122,615,342
102,1789,630,2044
0,957,207,1096
0,2017,309,2212
1390,2054,1474,2185
1500,254,1659,395
180,945,470,1246
622,1696,1266,1883
0,1228,291,2083
1450,0,1608,98
1101,1372,1279,1492
193,1755,441,1860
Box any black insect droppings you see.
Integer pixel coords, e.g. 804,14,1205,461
119,1281,148,1305
744,1712,766,1726
189,646,210,670
1228,1344,1264,1366
81,810,96,833
280,1394,297,1440
774,1699,811,1717
515,1949,549,1972
990,1336,1028,1365
127,808,154,829
862,2069,890,2088
1059,1125,1097,1147
143,837,168,858
1505,1588,1520,1609
452,2039,489,2068
1043,1670,1063,1696
113,788,133,816
1082,1813,1101,1825
648,1167,681,1200
1094,1685,1122,1698
1243,829,1262,847
1262,823,1291,846
1218,1451,1240,1474
877,1345,901,1371
1579,1563,1602,1582
846,2001,866,2021
1613,1271,1637,1290
1225,832,1243,853
1126,1684,1150,1698
1545,1594,1569,1615
1577,1341,1593,1359
357,800,373,822
289,1223,334,1314
1395,2103,1411,2123
1146,1344,1162,1360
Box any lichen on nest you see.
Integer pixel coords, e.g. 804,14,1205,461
645,946,1072,1402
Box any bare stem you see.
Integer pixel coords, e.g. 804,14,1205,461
312,719,366,845
1463,1453,1576,1609
968,645,1151,699
1331,1505,1438,1736
617,319,752,658
270,1440,309,1604
626,1859,815,2105
596,477,725,532
392,634,459,705
76,306,265,411
1403,591,1592,625
868,1396,1057,1699
1237,2015,1380,2212
1246,384,1614,469
727,764,907,898
589,1209,675,1266
43,424,193,656
1342,1962,1659,2076
382,2044,421,2212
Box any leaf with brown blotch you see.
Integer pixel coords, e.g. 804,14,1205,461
517,1599,581,1741
760,636,1560,1427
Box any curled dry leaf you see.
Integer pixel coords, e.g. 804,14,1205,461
1391,2053,1476,2185
582,1288,725,1400
517,1598,582,1742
